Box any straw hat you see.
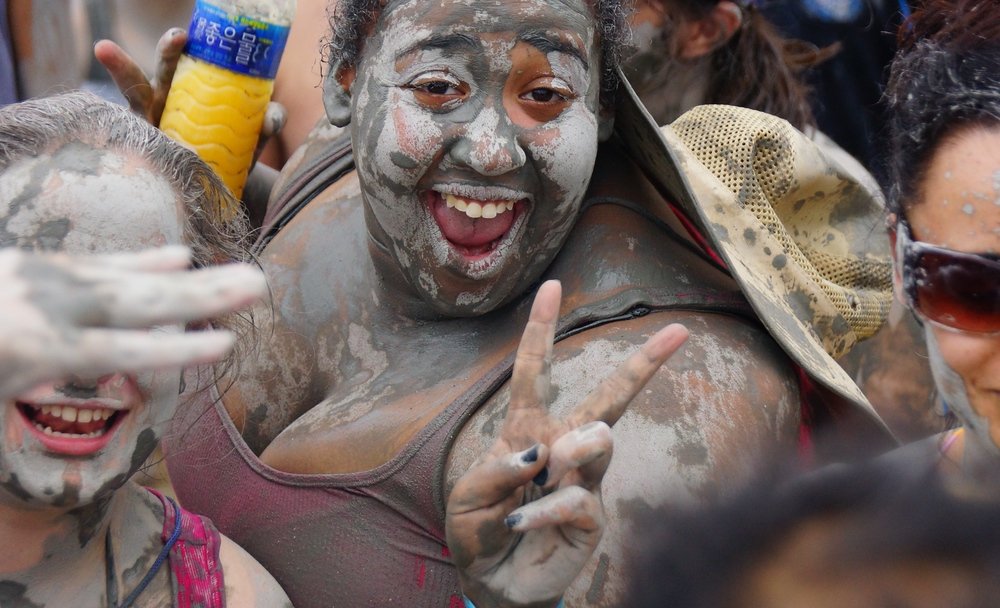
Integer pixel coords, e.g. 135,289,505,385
614,71,896,447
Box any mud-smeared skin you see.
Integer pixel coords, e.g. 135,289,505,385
238,119,802,608
348,0,605,317
0,148,184,507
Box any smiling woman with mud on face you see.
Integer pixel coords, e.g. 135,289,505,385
867,0,1000,483
0,92,290,608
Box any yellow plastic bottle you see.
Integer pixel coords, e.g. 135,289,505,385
159,0,296,218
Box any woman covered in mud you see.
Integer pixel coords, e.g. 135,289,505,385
0,93,291,607
873,0,1000,482
100,0,896,605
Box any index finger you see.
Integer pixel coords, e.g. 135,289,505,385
94,39,154,117
567,323,689,428
150,28,188,123
503,280,561,440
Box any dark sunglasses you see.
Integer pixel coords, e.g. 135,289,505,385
894,219,1000,335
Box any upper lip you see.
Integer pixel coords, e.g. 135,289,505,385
14,374,138,412
17,396,127,411
431,183,533,203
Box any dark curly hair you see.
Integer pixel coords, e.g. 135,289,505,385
323,0,630,107
883,0,1000,217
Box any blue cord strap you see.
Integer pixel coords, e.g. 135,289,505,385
118,496,184,608
464,597,565,608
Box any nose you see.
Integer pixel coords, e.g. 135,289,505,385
447,105,526,176
58,373,114,398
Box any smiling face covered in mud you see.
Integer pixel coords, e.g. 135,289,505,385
0,143,186,508
904,126,1000,460
345,0,607,316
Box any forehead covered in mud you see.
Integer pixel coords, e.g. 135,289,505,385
0,142,184,254
378,0,596,40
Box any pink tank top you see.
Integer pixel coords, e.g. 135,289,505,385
146,488,226,608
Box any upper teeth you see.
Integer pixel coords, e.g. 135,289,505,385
445,194,515,219
39,404,115,423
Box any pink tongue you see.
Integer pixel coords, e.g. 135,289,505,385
431,199,516,247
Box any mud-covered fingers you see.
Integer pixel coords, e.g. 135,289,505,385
505,485,603,538
568,323,689,428
538,421,613,491
506,281,561,425
254,102,289,163
84,246,193,272
448,443,550,514
93,39,155,118
74,263,267,328
62,327,237,377
149,28,188,123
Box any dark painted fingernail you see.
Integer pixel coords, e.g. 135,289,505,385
504,513,523,529
532,466,549,486
521,444,540,464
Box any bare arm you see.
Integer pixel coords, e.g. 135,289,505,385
219,535,293,607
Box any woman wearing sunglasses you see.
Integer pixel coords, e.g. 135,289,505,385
883,0,1000,482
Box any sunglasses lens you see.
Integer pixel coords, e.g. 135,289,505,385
913,249,1000,333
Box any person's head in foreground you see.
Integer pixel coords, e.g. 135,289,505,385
883,0,1000,480
627,463,1000,608
0,91,287,607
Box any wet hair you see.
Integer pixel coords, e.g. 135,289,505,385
627,463,1000,608
658,0,824,130
324,0,630,106
883,0,1000,217
0,92,254,379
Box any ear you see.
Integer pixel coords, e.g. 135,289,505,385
886,215,906,305
677,1,743,60
323,61,355,128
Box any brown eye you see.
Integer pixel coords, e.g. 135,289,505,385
407,72,467,109
527,88,560,103
426,82,453,95
517,79,574,123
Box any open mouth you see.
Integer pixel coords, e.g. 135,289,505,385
427,190,528,260
16,402,126,456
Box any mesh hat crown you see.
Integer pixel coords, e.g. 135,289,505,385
614,76,893,435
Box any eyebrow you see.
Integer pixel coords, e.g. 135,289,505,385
397,33,479,60
518,30,589,71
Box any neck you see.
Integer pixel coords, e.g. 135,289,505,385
367,235,449,322
632,55,712,126
0,489,117,605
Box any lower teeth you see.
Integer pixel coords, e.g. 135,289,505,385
33,422,104,439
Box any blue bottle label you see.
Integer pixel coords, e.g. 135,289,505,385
185,0,291,79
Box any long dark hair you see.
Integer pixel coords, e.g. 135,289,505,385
883,0,1000,217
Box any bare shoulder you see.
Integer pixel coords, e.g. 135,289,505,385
219,534,293,608
559,311,801,606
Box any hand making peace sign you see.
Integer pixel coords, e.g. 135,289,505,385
446,280,690,608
